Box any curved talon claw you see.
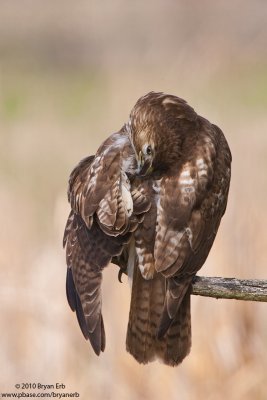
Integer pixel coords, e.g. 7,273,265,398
118,269,123,283
118,267,127,283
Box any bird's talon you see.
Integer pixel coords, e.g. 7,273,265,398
118,267,127,283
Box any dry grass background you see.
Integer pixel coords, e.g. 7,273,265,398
1,1,267,399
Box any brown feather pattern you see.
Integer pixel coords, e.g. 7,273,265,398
64,92,231,366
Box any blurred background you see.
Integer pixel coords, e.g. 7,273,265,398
1,1,267,399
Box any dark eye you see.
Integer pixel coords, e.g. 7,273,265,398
146,145,152,155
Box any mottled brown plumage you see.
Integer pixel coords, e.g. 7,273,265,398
64,91,231,365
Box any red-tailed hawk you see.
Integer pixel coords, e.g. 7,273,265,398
63,92,231,366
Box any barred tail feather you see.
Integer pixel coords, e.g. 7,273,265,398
126,265,191,366
126,265,164,363
161,291,191,366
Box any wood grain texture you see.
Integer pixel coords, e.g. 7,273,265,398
192,276,267,302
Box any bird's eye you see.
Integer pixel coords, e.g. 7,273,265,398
146,145,152,156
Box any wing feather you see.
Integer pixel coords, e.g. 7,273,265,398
64,131,151,355
154,121,231,336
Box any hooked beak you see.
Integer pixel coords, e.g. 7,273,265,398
138,151,153,176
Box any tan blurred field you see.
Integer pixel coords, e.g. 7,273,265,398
1,1,267,399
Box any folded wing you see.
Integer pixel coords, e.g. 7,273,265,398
64,132,150,354
154,122,231,337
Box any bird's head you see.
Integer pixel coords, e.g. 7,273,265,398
137,142,154,176
126,91,197,177
125,119,156,176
